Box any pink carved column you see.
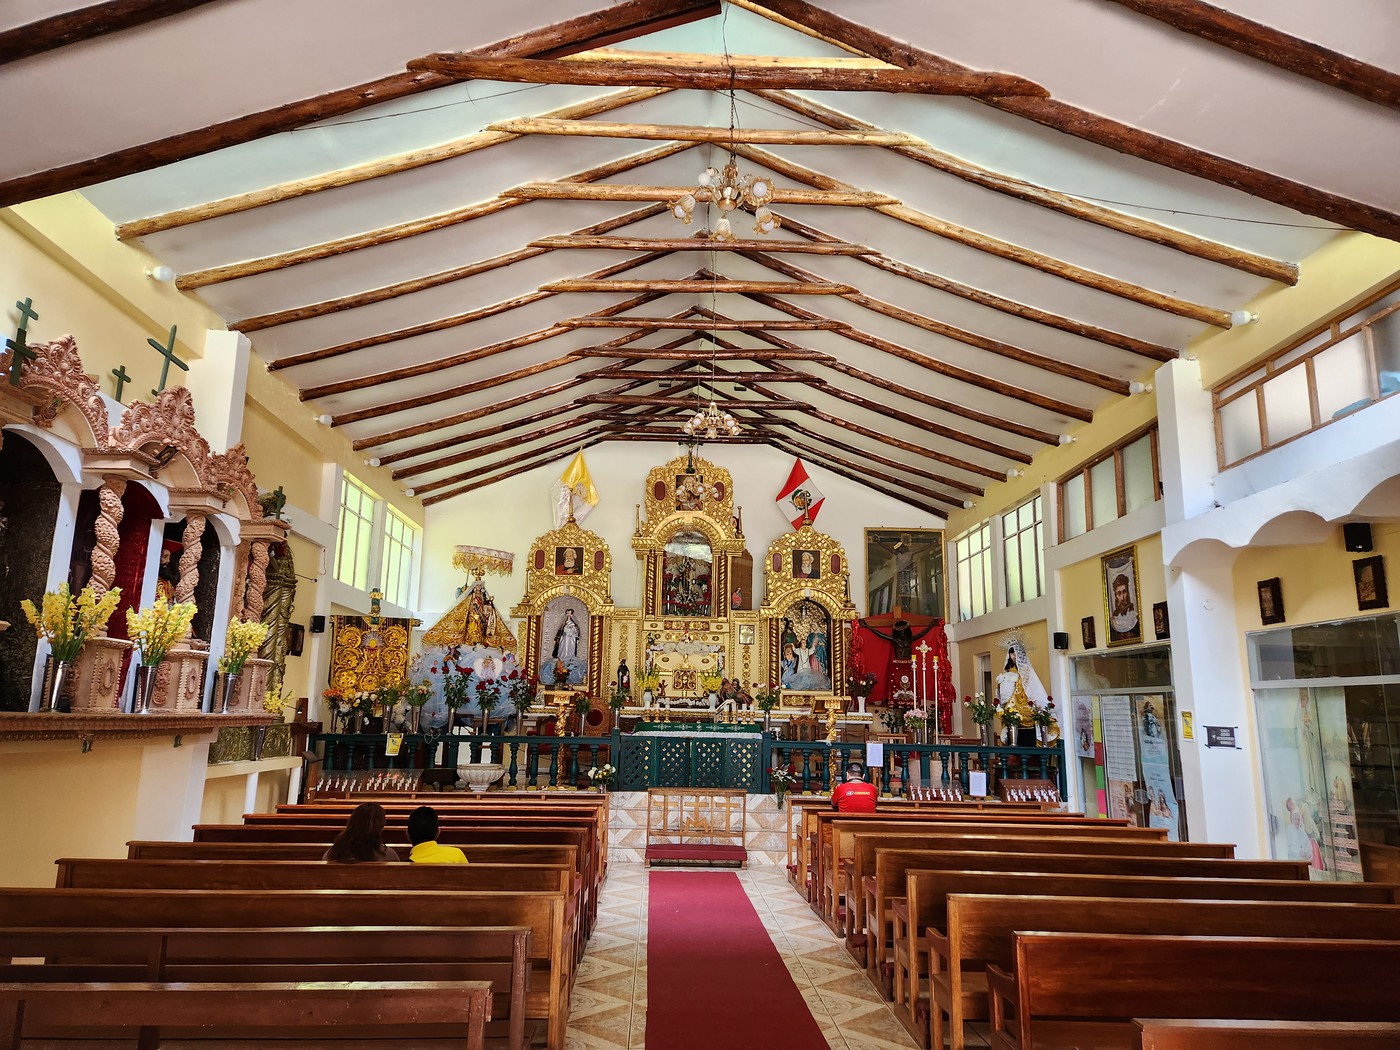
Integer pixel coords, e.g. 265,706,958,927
242,540,271,620
89,476,127,603
175,513,206,604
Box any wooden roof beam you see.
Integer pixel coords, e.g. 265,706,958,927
117,89,670,239
754,88,1298,284
1105,0,1400,110
744,0,1400,240
0,0,220,64
770,212,1176,360
0,0,719,207
531,232,873,254
731,143,1233,327
393,411,608,480
175,141,696,289
421,438,606,506
562,316,848,331
408,53,1050,97
578,367,824,383
416,428,621,498
583,393,807,410
769,437,957,513
488,117,920,146
765,414,985,495
503,182,895,206
539,276,856,294
570,345,835,361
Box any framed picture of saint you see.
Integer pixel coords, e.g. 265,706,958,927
792,549,821,580
1102,546,1142,647
555,546,584,575
674,474,704,512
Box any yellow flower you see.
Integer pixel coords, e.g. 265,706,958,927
20,583,122,662
126,598,197,667
218,618,271,674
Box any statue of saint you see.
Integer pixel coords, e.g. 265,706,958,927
617,658,631,692
996,649,1036,728
552,608,581,663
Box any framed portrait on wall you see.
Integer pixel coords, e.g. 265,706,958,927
1152,601,1170,640
1102,546,1142,646
1353,556,1388,611
554,546,584,575
865,528,945,619
1081,616,1096,650
792,549,821,580
1257,577,1285,624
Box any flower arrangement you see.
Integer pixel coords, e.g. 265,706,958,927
322,685,348,710
573,692,594,717
637,670,660,695
509,671,538,715
378,676,406,711
405,680,433,709
262,682,296,716
587,763,616,788
442,656,473,713
475,675,502,714
21,583,123,663
847,671,878,698
217,617,270,675
549,657,570,686
769,765,797,803
351,690,380,716
699,672,724,695
1031,697,1058,730
752,682,781,712
608,680,630,710
963,692,998,726
125,598,197,667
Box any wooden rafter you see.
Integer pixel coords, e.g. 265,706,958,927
529,233,873,254
393,412,605,480
766,415,983,495
539,277,856,295
754,89,1298,284
1105,0,1400,110
407,53,1050,97
771,213,1176,360
0,0,720,207
240,203,667,333
267,249,667,373
415,429,620,498
578,367,824,383
769,437,955,513
730,143,1233,327
488,117,919,146
502,182,896,206
739,249,1137,389
739,289,1093,422
572,345,834,361
562,317,848,330
0,0,218,64
744,0,1400,240
584,393,807,410
117,89,670,239
422,437,609,507
175,142,695,289
791,404,989,492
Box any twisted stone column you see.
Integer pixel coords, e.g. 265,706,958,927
175,513,206,604
242,539,271,620
89,477,127,605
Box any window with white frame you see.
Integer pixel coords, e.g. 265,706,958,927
334,473,378,590
1003,495,1044,604
955,521,993,621
1058,427,1159,541
380,506,420,608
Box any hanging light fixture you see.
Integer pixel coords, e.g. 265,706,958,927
670,63,780,240
682,397,741,440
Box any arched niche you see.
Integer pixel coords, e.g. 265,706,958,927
0,432,63,710
760,523,857,698
662,528,714,617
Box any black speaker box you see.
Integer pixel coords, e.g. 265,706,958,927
1052,631,1070,651
309,614,327,634
1344,522,1373,552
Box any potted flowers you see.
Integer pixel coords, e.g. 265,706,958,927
608,679,630,712
509,671,538,721
905,704,930,744
700,672,724,708
404,679,432,732
20,583,122,712
587,762,616,792
475,675,502,733
1032,697,1059,746
125,597,197,714
769,765,797,806
637,670,660,706
846,671,877,715
753,682,781,733
548,657,570,688
216,617,270,713
963,692,998,747
442,656,473,732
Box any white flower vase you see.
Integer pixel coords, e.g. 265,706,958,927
642,690,654,707
856,696,867,715
708,691,718,709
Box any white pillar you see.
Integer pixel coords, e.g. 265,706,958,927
185,330,250,455
243,771,261,816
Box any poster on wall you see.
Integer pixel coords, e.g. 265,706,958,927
1141,761,1180,841
1073,698,1095,759
1100,696,1136,783
1106,778,1137,823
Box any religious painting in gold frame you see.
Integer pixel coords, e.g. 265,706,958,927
1102,545,1143,647
865,528,945,620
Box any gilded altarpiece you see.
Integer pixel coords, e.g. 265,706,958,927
761,524,857,709
329,619,411,693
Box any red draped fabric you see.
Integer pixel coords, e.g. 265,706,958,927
853,619,955,734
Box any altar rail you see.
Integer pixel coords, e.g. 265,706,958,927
308,732,1066,798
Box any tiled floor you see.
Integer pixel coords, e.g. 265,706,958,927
566,861,986,1049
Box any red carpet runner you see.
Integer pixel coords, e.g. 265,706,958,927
646,870,829,1049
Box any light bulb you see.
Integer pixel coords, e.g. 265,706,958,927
748,178,772,202
714,216,733,241
405,488,416,497
1007,468,1024,480
1229,309,1259,327
365,457,381,467
1128,381,1153,395
314,413,333,425
1059,434,1076,445
698,167,719,187
145,265,176,283
753,206,779,234
962,500,974,509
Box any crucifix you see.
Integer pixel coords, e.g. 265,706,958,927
111,364,131,402
147,324,187,395
5,297,39,386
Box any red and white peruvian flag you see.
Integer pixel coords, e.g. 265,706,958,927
775,458,825,529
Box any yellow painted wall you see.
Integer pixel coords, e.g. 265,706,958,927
1059,533,1168,655
1232,523,1399,633
200,768,294,823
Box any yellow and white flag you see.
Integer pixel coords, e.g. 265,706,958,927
552,450,599,526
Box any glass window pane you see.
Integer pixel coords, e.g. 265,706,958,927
1261,367,1312,445
1062,474,1086,539
1372,308,1400,382
1090,456,1117,528
1021,540,1040,601
1315,334,1373,421
1122,434,1155,514
1219,394,1263,465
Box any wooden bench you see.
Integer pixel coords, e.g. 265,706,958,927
884,850,1309,1010
1135,1018,1400,1048
928,895,1400,1050
0,888,574,1050
1,925,529,1050
0,980,492,1050
127,840,579,868
987,933,1400,1049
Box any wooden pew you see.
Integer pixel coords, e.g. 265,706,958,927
0,980,493,1050
0,888,574,1050
127,840,579,868
843,829,1235,954
986,934,1400,1049
0,925,529,1050
883,850,1309,1008
928,895,1400,1050
899,869,1399,1048
1135,1018,1400,1048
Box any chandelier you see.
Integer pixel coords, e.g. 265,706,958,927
682,397,741,440
670,157,780,241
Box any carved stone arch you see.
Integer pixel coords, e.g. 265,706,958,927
111,387,213,490
14,335,110,448
206,443,264,521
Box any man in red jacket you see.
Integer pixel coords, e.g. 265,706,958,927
832,763,878,812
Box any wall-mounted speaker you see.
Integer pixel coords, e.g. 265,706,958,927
1344,522,1373,553
309,614,327,634
1052,631,1070,651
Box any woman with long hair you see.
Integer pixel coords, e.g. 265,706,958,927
323,802,399,862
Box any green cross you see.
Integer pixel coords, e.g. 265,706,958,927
111,364,131,402
6,297,39,387
147,324,187,395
